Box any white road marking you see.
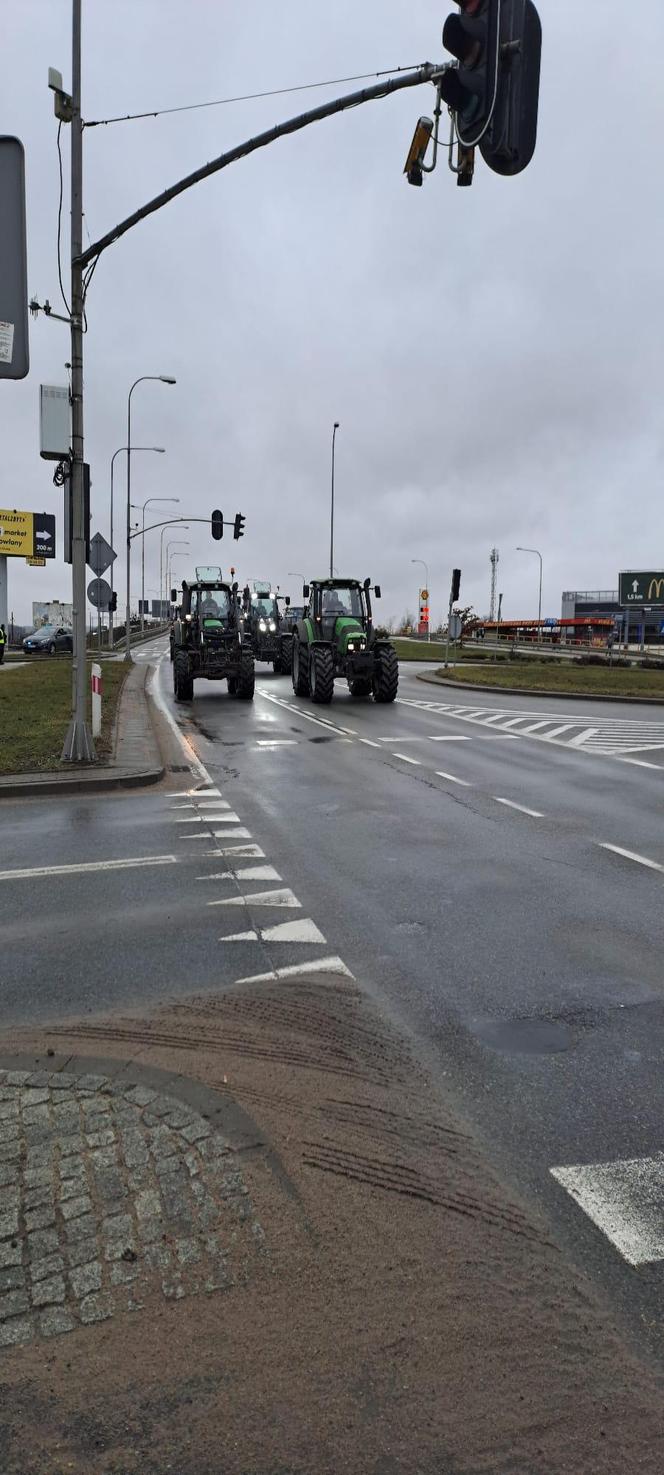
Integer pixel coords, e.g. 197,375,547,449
235,955,354,984
569,727,598,747
392,752,421,765
435,771,472,787
212,827,252,840
541,724,574,740
223,929,259,942
493,797,544,818
0,856,178,882
258,688,357,736
620,758,664,770
359,738,381,748
195,873,233,882
197,787,222,797
233,865,282,882
196,801,232,811
501,716,530,729
174,816,205,823
209,888,301,908
169,802,195,810
262,918,326,943
204,813,240,824
519,719,552,734
213,842,265,857
598,844,664,875
256,739,298,747
428,735,472,742
551,1157,664,1266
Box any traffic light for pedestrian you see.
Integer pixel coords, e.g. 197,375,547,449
479,0,542,176
451,569,461,602
233,512,245,541
440,1,500,146
211,509,224,541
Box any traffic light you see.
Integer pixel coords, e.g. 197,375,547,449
451,569,461,602
109,591,117,613
479,0,542,176
233,512,245,541
440,1,500,146
211,509,224,541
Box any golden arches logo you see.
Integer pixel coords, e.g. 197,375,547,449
648,578,664,600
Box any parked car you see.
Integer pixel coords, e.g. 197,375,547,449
22,624,73,655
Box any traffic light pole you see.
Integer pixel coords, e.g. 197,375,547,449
61,0,95,762
444,586,455,670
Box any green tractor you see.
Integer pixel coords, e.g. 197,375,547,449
291,578,398,705
241,583,293,673
170,566,255,702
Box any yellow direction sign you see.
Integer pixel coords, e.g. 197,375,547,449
0,508,33,556
26,556,46,567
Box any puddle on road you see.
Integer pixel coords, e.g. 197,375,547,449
473,1017,574,1055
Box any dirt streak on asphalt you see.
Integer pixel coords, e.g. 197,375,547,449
2,967,664,1475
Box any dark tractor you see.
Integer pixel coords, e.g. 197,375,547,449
242,585,293,673
291,578,398,705
275,601,305,674
171,566,255,702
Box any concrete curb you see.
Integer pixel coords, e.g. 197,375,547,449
0,660,165,800
416,672,664,707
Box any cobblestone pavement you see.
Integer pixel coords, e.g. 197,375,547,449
0,1068,264,1348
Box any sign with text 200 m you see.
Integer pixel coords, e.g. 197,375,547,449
619,571,664,608
0,508,56,558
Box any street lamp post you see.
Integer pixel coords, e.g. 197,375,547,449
411,558,430,643
329,421,340,579
167,546,190,606
126,375,176,660
288,571,306,595
516,546,543,644
110,446,164,646
134,496,179,633
161,524,189,617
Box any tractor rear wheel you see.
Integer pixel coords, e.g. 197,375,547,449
236,646,255,700
292,640,310,697
310,645,334,704
348,678,372,698
372,646,398,704
173,649,194,702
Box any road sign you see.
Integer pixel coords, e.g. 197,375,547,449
619,571,664,608
88,531,116,577
87,577,112,610
0,137,29,381
0,508,55,559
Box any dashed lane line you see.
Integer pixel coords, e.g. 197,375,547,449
435,771,472,788
597,844,664,875
257,687,357,737
493,797,545,818
392,752,421,765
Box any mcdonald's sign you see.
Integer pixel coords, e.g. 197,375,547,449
619,571,664,608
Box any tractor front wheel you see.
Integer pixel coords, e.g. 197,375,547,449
173,649,194,702
372,646,398,704
236,646,255,700
348,678,372,698
292,640,310,697
227,675,238,696
310,646,334,705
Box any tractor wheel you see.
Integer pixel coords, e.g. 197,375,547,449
272,656,283,675
310,645,334,705
236,646,255,701
292,640,310,697
173,649,194,702
372,646,398,704
227,676,238,696
348,678,372,698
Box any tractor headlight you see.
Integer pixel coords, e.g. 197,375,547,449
269,621,276,632
259,619,267,631
348,637,366,652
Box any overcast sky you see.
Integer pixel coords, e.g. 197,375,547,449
2,1,663,629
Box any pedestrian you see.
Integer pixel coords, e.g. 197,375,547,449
0,623,5,665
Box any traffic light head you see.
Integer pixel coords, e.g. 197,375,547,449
440,0,500,145
479,0,542,176
109,591,117,613
233,512,245,541
211,509,224,541
451,568,461,602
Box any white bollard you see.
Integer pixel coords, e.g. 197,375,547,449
91,662,102,739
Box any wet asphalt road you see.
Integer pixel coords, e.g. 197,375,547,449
3,639,664,1364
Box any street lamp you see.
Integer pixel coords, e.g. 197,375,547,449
288,571,306,594
329,421,340,579
167,545,190,605
125,375,176,659
132,496,179,633
516,546,543,643
110,446,164,645
161,524,189,616
411,557,430,643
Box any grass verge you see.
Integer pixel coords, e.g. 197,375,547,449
432,662,664,699
391,638,495,662
0,659,128,775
